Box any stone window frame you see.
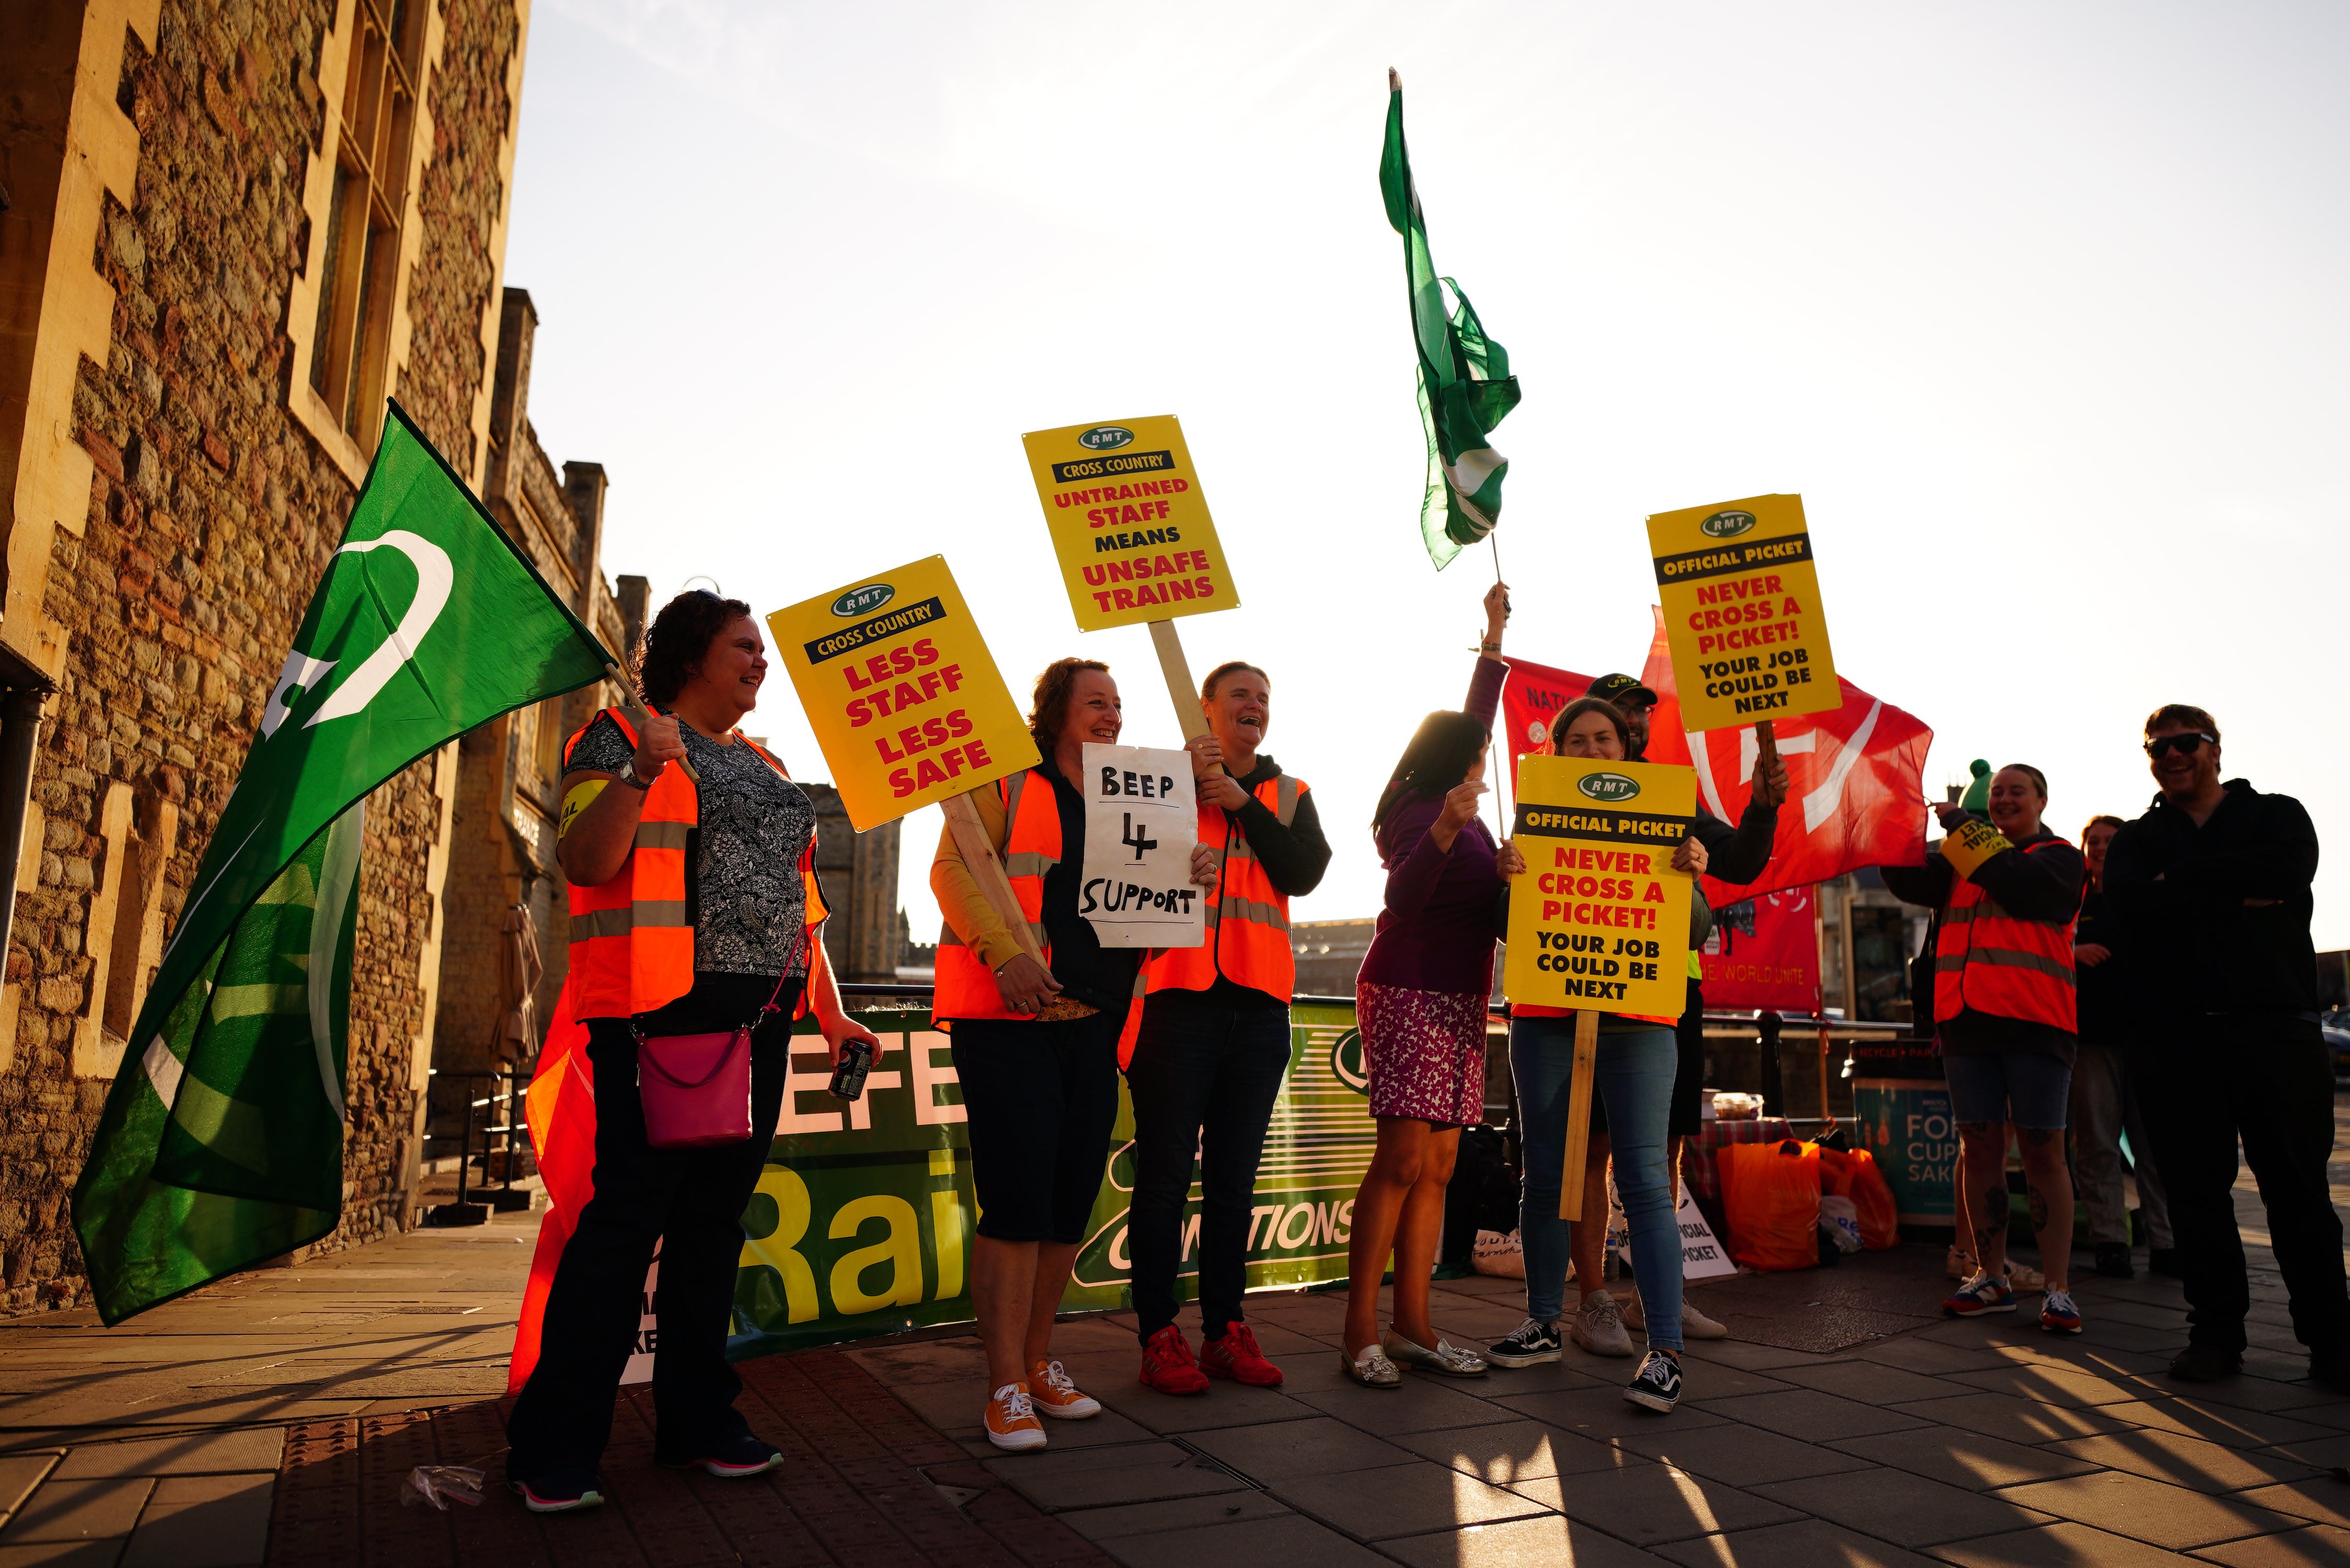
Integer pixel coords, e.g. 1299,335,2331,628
282,0,447,486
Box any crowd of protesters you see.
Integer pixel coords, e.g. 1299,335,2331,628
526,589,2344,1505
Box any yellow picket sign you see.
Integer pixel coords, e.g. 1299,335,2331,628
1648,492,1841,733
766,556,1038,833
1019,415,1240,633
1502,755,1697,1020
1939,818,2013,879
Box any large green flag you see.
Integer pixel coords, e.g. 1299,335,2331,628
73,400,614,1323
1380,72,1522,570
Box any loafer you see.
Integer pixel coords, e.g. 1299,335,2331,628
1340,1344,1402,1388
2168,1344,2243,1383
1381,1330,1488,1378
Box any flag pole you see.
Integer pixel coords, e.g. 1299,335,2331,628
1484,533,1509,838
604,663,701,785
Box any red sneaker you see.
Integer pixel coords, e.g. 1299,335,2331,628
1137,1324,1209,1395
1199,1323,1284,1387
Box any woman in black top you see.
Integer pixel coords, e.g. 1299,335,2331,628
505,591,878,1512
2070,813,2173,1277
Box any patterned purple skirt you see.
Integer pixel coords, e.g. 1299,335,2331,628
1357,981,1488,1126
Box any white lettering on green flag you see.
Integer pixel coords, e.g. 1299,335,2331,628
1380,74,1522,570
72,400,614,1324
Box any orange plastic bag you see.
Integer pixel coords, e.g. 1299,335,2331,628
1719,1139,1821,1272
1816,1146,1898,1251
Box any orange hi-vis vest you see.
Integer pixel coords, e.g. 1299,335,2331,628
563,709,825,1021
1143,774,1305,1003
1933,837,2078,1032
931,768,1062,1023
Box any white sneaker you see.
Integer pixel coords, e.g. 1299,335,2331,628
1570,1292,1635,1357
1621,1293,1730,1341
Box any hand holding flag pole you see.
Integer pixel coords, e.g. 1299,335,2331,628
602,663,700,785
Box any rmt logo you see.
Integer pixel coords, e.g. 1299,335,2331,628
1577,771,1641,803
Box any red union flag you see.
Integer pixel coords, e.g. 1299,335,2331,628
1498,654,1596,789
1701,885,1823,1012
1637,609,1932,903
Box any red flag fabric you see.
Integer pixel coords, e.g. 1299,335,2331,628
1497,654,1597,791
1699,885,1824,1012
1637,608,1933,904
505,978,596,1395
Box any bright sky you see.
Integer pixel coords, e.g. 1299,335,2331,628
503,1,2350,951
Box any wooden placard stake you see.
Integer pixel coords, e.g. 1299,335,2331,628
1147,619,1225,777
605,663,700,783
940,790,1044,965
1557,1009,1601,1218
1753,718,1780,808
1817,1022,1836,1129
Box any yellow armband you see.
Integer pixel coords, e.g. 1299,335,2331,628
558,779,608,840
1939,818,2012,879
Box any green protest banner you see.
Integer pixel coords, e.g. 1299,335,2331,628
725,1001,1375,1358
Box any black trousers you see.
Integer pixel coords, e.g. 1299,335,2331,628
506,990,793,1479
2131,1014,2350,1358
948,1010,1125,1243
1124,990,1293,1342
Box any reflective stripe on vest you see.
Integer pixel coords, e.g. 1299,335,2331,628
563,709,824,1021
1137,773,1304,1003
1932,836,2078,1031
932,768,1061,1022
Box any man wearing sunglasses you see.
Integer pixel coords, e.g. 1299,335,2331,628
2105,705,2348,1392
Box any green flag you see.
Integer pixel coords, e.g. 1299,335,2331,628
1380,73,1522,569
72,400,613,1323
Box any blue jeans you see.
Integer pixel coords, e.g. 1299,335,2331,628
1512,1018,1683,1351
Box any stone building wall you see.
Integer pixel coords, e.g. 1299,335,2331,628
0,0,533,1313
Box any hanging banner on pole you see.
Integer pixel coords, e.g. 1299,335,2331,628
1502,755,1697,1018
1648,493,1841,733
1078,743,1204,949
1020,415,1241,632
766,556,1039,832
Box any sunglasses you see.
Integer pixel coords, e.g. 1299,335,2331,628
2144,732,2216,760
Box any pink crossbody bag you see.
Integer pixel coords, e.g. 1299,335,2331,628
633,975,790,1150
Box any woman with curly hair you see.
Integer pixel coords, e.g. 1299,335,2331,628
930,656,1217,1452
505,590,879,1512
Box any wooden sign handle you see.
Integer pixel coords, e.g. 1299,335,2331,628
1147,619,1225,778
1752,718,1779,808
941,788,1044,965
605,663,700,784
1557,1008,1601,1219
1817,1022,1835,1130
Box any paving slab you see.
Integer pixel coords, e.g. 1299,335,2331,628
2192,1523,2350,1566
117,1474,271,1568
1650,1517,1949,1568
1490,1385,1727,1442
1269,1458,1552,1540
1948,1361,2153,1408
1750,1466,2056,1548
1181,1416,1418,1481
1671,1339,1840,1373
982,1441,1249,1511
0,1479,152,1544
2042,1429,2320,1495
1088,1511,1388,1568
1991,1469,2310,1550
1616,1424,1875,1488
2106,1396,2343,1452
1391,1419,1644,1485
1925,1520,2201,1566
52,1434,283,1482
1693,1388,1932,1442
0,1459,60,1528
1887,1391,2141,1445
1058,1491,1293,1540
1291,1380,1518,1436
1506,1462,1803,1547
2230,1478,2350,1530
1822,1426,2101,1492
1848,1336,2015,1377
1769,1359,1974,1406
1376,1511,1672,1568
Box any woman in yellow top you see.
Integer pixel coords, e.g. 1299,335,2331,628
930,658,1216,1452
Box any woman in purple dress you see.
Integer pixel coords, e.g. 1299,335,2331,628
1340,583,1512,1387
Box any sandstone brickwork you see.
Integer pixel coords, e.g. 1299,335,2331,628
0,0,532,1315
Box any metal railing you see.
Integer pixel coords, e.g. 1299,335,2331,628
419,1068,531,1226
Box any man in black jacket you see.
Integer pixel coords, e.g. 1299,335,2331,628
2105,704,2349,1390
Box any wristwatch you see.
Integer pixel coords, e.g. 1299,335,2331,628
615,758,654,791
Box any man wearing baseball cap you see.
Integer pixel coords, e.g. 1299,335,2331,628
1584,672,1786,1344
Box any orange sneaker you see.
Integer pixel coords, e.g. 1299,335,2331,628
1137,1324,1210,1396
1199,1323,1284,1387
1028,1359,1101,1419
983,1382,1046,1452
